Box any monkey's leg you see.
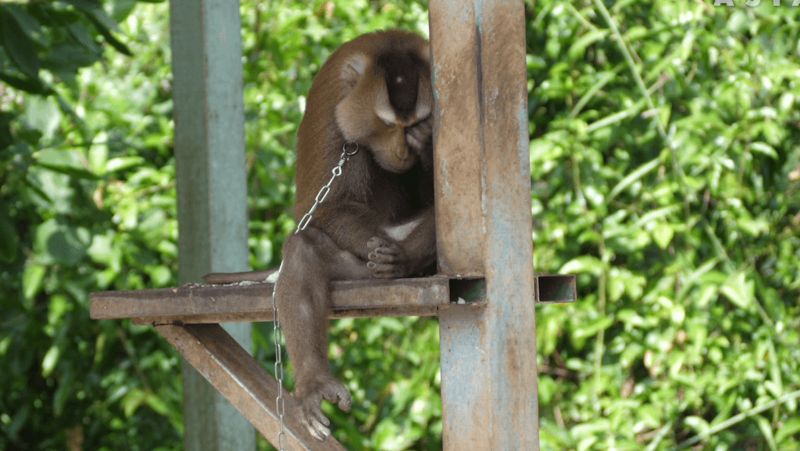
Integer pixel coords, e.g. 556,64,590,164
312,202,395,261
367,207,436,278
275,227,365,440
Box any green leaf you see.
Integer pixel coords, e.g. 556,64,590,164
64,0,132,55
0,71,48,94
775,417,800,444
720,271,755,310
36,162,99,180
4,4,40,35
0,206,18,262
67,0,120,32
22,263,46,306
684,416,710,435
755,415,778,451
41,345,60,378
560,256,605,276
145,392,170,416
122,388,146,417
34,219,87,265
608,157,661,201
106,156,146,173
568,30,606,61
652,223,673,249
66,22,101,52
23,95,61,140
750,142,778,159
0,6,41,77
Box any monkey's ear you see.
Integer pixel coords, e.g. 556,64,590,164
341,53,369,87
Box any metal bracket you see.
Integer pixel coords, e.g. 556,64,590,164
156,323,345,450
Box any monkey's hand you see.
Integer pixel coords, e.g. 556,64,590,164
366,236,414,278
296,374,352,440
404,115,432,154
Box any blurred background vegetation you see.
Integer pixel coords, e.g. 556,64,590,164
1,0,799,449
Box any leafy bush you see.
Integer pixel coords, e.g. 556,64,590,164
1,2,180,449
1,0,798,450
529,1,800,449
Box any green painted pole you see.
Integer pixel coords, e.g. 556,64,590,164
169,1,254,450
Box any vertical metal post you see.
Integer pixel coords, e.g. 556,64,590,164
170,1,255,450
430,0,539,449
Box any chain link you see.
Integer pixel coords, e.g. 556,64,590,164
271,142,359,450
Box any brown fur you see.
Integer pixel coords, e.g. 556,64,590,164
204,30,436,439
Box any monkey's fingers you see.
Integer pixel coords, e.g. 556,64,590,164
368,247,400,263
306,414,330,440
301,396,331,440
308,407,331,438
405,133,424,152
415,117,433,135
406,119,432,143
367,236,393,250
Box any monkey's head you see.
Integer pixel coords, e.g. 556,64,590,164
334,35,432,174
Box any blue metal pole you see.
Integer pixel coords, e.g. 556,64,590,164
170,1,254,449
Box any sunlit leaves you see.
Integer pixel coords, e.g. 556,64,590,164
530,0,800,448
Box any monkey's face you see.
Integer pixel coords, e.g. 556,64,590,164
335,51,432,174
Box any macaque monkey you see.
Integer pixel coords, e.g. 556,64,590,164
204,30,436,440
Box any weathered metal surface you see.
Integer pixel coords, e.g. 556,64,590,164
536,274,577,304
431,0,541,449
429,0,485,277
156,324,345,451
90,272,572,324
90,277,452,324
169,0,253,448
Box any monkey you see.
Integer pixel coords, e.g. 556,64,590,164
203,30,436,440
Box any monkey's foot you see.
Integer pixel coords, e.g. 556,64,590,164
366,237,409,278
296,375,352,440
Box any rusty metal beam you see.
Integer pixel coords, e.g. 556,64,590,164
431,0,540,449
156,324,344,450
91,276,452,324
90,274,574,325
429,0,484,276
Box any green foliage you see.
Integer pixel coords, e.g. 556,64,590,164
1,1,180,449
1,0,799,450
529,1,800,449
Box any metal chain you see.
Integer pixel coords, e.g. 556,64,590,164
271,142,359,450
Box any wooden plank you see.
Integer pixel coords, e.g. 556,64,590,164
91,277,453,324
156,324,345,451
431,0,540,449
169,0,253,449
429,0,485,276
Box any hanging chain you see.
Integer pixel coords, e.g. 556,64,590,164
271,142,359,449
